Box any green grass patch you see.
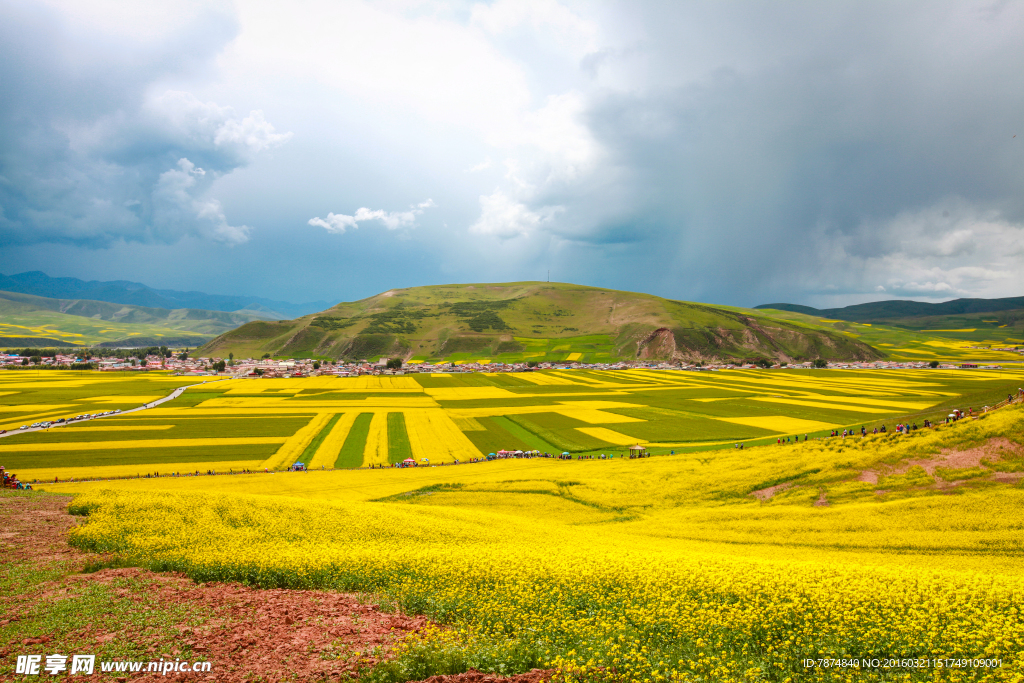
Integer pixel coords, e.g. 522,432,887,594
336,413,373,468
503,413,609,452
6,443,281,472
388,412,412,464
0,563,212,668
462,416,528,455
1,417,311,443
490,416,561,453
298,413,342,466
612,418,775,443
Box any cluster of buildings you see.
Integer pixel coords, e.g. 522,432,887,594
0,352,1009,375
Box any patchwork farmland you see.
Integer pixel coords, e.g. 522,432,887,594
3,367,1024,483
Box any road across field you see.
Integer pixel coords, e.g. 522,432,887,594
0,378,228,439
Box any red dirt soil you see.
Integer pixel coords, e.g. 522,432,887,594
411,670,554,683
748,482,793,501
0,493,553,683
858,437,1024,488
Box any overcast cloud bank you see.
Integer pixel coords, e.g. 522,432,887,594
1,0,1022,306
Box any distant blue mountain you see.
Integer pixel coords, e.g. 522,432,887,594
0,271,331,319
756,296,1024,321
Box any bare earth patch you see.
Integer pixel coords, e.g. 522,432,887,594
858,437,1024,488
856,470,879,484
749,482,793,501
0,493,552,683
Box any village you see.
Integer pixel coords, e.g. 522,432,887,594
0,349,1007,376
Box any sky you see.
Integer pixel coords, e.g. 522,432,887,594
1,0,1023,309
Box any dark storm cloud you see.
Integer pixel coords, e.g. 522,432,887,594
566,0,1024,305
0,1,288,248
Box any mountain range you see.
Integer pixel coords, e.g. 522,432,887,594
0,271,331,319
756,296,1024,322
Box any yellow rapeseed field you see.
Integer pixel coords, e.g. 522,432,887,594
308,412,357,469
363,412,390,466
261,413,331,469
575,426,646,446
55,402,1024,682
404,409,481,462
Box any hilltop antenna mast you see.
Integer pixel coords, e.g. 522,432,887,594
547,269,549,282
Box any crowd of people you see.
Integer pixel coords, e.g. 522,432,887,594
1,466,31,490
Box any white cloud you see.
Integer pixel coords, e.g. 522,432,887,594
807,199,1024,302
465,157,493,173
153,158,251,244
469,190,562,239
470,0,599,58
147,91,292,166
309,199,435,234
222,2,605,242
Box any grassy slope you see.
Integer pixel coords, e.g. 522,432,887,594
199,282,882,363
757,307,1024,363
0,290,278,347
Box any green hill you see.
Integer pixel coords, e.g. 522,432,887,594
0,290,279,348
198,282,881,363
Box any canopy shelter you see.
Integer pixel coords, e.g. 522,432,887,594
628,444,648,454
402,458,415,464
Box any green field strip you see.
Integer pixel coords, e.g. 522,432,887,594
508,384,607,395
462,416,522,454
297,413,342,466
0,417,313,443
335,413,373,468
611,418,775,442
490,415,563,453
0,443,281,470
486,374,537,388
287,391,423,401
387,412,412,464
411,374,468,388
504,413,611,452
435,400,567,413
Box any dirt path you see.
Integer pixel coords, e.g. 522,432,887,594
0,493,535,682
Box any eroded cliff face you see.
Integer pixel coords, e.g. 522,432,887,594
636,320,880,363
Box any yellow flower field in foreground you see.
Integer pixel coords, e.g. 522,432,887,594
55,402,1024,682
